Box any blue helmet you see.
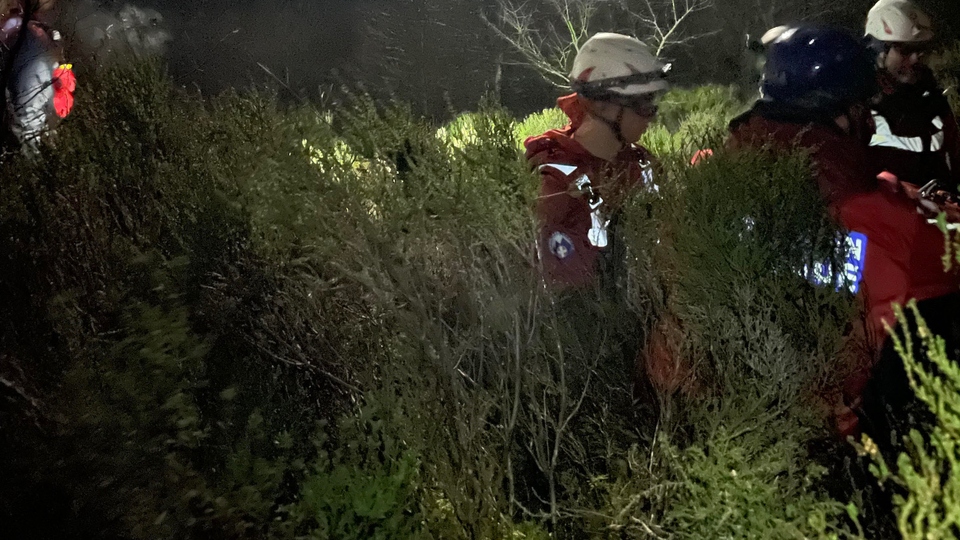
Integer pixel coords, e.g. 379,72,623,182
761,26,876,114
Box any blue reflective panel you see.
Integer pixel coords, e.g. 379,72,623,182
843,232,868,294
801,232,867,294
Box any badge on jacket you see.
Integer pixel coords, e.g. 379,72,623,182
548,232,574,260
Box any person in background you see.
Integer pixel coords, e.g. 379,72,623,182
525,32,666,291
863,0,960,194
525,33,690,403
1,0,75,155
726,25,960,442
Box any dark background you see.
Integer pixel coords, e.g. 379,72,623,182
55,0,960,119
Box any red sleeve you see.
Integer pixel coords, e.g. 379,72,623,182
536,169,575,228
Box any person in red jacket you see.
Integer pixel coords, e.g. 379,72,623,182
525,33,691,402
727,25,960,440
525,32,667,290
863,0,960,194
1,0,75,154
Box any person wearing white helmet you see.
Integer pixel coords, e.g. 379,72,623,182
524,32,668,290
525,33,683,402
863,0,960,194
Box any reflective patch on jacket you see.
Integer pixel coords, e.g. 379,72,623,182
931,116,945,152
802,232,868,294
639,159,657,192
547,232,574,259
870,110,944,153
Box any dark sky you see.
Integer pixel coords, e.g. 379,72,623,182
147,0,360,95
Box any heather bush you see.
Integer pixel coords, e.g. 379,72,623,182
654,84,744,133
0,58,878,539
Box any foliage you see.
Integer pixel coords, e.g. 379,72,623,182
928,41,960,118
291,399,432,540
513,106,569,150
56,260,300,539
660,431,846,539
0,57,882,540
587,144,859,538
866,300,960,540
655,84,744,132
639,85,744,158
436,112,483,152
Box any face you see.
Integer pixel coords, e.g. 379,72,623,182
618,105,656,143
883,42,929,85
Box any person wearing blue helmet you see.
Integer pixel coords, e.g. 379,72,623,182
728,25,960,441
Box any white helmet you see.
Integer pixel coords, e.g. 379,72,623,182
569,32,669,100
865,0,933,43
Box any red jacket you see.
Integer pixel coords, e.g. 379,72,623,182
728,107,960,402
865,68,960,193
525,94,657,288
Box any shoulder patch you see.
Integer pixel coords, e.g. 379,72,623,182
548,232,575,260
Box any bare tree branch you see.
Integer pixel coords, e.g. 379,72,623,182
486,0,714,87
621,0,716,57
483,0,596,88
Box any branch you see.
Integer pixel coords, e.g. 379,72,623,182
485,0,598,88
624,0,715,58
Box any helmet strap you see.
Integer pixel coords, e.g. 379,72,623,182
589,105,628,149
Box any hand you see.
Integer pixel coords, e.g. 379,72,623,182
897,178,960,222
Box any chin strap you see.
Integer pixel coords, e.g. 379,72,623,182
589,105,628,149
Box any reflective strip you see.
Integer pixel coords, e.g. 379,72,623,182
931,115,945,151
539,163,578,175
639,159,656,190
870,111,945,153
801,232,868,294
588,213,609,248
928,218,960,231
870,112,924,152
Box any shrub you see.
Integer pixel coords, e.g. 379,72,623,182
654,85,744,133
584,146,860,538
865,301,960,540
928,42,960,117
0,57,873,540
513,106,568,150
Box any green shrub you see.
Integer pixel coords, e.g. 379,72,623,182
436,111,482,151
0,57,878,540
291,400,432,540
587,146,860,538
655,85,744,133
514,107,568,150
865,301,960,540
53,257,302,539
